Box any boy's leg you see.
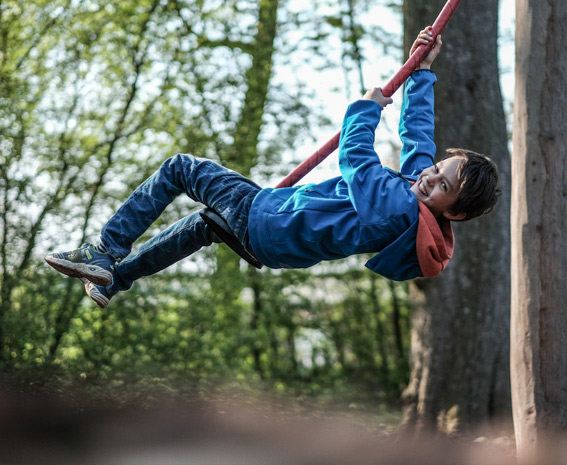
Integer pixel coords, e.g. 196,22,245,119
48,153,261,302
100,153,261,259
103,211,215,298
81,211,217,307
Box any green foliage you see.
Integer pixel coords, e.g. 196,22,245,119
1,0,409,403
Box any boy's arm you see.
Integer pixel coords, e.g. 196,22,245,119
338,87,391,183
398,70,437,176
399,28,442,176
338,100,383,178
338,98,413,221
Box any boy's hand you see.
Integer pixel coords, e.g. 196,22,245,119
362,87,393,108
411,26,442,70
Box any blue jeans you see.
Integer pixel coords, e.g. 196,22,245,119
99,154,261,298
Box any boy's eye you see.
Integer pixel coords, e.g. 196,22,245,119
442,182,447,191
434,165,439,173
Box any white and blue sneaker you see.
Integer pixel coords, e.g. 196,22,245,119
80,278,111,308
45,243,115,286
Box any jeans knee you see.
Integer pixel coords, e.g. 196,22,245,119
161,154,198,183
167,153,215,175
167,153,193,167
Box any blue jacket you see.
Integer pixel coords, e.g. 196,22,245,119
248,70,452,280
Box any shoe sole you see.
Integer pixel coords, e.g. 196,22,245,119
80,278,110,308
44,255,113,286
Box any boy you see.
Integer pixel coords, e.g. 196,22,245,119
45,28,500,308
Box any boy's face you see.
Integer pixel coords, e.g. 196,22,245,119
410,156,466,220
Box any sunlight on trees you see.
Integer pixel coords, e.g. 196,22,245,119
1,0,411,406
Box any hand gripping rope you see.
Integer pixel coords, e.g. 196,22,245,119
275,0,462,189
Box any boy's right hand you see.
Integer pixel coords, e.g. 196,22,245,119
411,26,442,70
362,87,393,108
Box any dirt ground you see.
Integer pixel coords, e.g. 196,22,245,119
0,385,521,465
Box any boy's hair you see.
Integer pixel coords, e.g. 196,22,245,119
443,148,501,221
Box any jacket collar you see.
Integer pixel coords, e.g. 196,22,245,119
416,201,454,277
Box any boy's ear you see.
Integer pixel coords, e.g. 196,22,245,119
442,210,466,221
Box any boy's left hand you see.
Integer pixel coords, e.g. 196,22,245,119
411,26,442,70
362,87,393,108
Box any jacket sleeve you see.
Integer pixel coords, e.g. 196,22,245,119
338,99,415,222
398,70,437,176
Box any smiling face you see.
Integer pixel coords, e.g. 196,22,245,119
410,156,466,220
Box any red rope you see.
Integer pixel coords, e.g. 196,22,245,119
275,0,462,189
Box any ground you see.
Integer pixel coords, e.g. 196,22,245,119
0,382,517,465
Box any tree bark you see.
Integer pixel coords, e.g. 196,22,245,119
400,0,511,435
511,0,567,461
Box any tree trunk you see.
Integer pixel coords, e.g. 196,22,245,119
212,0,279,375
511,0,567,461
400,0,511,435
224,0,279,175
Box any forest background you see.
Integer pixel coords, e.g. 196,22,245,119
0,0,514,444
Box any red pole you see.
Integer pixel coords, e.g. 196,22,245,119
275,0,462,189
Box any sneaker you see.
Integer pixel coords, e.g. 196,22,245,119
80,278,110,308
45,243,115,286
